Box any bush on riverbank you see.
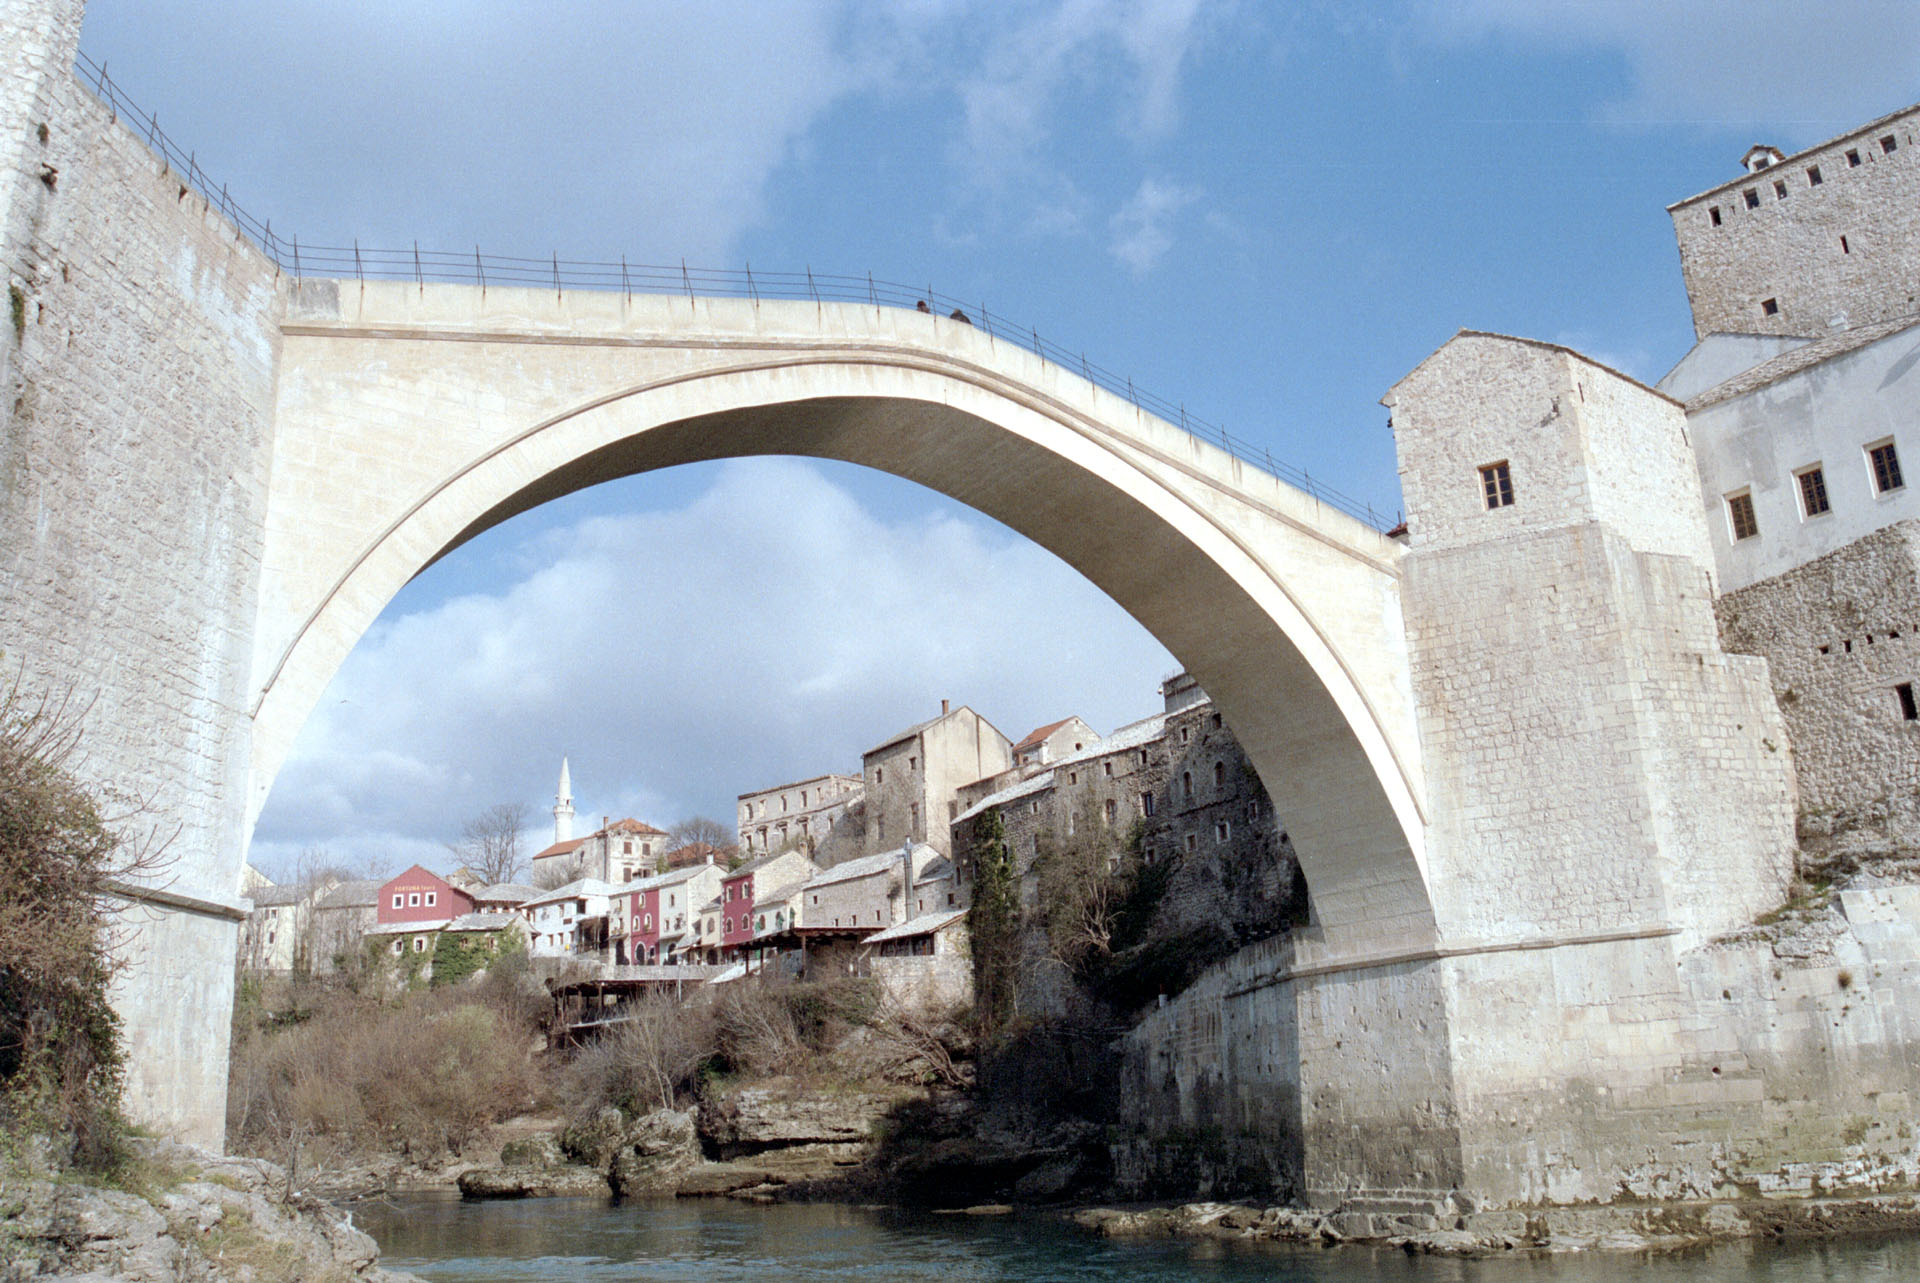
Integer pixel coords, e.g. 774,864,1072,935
0,685,159,1174
227,955,546,1170
560,975,948,1126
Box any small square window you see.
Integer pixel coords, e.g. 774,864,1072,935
408,892,420,907
1102,761,1113,777
1183,833,1197,854
1773,179,1788,199
1900,683,1919,721
1708,205,1722,226
1807,165,1823,186
1841,235,1851,254
1796,467,1831,517
1881,134,1898,155
1761,298,1779,316
1848,149,1862,167
392,894,403,909
1479,461,1514,509
1743,188,1760,209
1869,440,1904,494
1727,491,1760,541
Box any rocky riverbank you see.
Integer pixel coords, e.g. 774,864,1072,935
1071,1192,1920,1255
453,1077,908,1203
0,1138,421,1282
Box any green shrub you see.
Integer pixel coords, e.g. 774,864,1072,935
0,685,159,1172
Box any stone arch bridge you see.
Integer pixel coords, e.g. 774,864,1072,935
257,280,1428,961
3,10,1815,1214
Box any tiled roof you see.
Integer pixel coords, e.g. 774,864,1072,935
521,878,620,909
1686,313,1920,411
366,919,451,936
315,879,380,909
725,849,814,882
248,883,313,907
864,908,967,944
447,912,523,932
531,838,587,860
604,817,667,836
473,882,538,903
1014,717,1077,751
805,845,929,891
952,711,1170,827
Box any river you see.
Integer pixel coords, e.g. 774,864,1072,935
350,1194,1920,1282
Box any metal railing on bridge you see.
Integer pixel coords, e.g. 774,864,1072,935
75,51,1397,534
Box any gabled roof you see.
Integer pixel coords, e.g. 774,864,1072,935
366,918,452,936
804,845,931,891
1686,313,1920,411
447,911,524,932
1014,717,1079,751
864,908,967,944
315,879,380,909
1383,330,1681,409
604,817,667,836
472,882,538,903
249,882,314,907
953,712,1169,827
614,862,721,896
521,878,619,909
532,837,587,861
723,848,813,883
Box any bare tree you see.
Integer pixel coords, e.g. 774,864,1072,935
665,816,731,861
448,801,532,886
531,851,590,891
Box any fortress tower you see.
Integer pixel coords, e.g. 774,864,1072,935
1669,105,1920,338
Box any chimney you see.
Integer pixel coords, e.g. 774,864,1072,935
941,699,950,716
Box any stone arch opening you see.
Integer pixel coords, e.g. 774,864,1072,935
254,302,1431,952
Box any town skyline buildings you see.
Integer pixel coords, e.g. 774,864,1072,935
78,2,1920,881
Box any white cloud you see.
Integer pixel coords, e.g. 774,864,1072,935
1109,176,1202,273
950,0,1220,188
250,459,1175,882
1423,1,1920,137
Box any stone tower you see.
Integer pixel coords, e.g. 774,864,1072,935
553,757,574,845
1668,104,1920,338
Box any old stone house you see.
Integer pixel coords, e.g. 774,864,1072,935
735,771,863,860
861,701,1013,857
1655,103,1920,849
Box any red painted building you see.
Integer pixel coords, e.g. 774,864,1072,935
376,865,475,925
718,850,814,957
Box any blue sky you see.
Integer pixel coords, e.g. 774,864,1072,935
77,1,1920,879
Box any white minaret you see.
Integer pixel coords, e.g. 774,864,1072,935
554,757,574,844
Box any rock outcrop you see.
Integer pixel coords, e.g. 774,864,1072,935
0,1138,420,1281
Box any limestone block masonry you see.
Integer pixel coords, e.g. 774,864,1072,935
1670,104,1920,339
0,0,285,1147
1716,519,1920,845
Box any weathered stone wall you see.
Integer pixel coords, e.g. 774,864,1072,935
1389,334,1795,950
1717,519,1920,843
0,9,285,1146
1670,106,1920,339
1121,883,1920,1211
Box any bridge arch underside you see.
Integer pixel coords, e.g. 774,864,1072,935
255,368,1433,953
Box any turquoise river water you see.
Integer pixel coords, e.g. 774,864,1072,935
350,1193,1920,1282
